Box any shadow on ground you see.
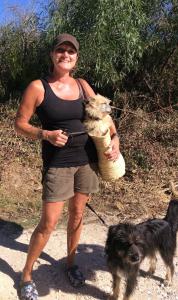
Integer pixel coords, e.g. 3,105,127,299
0,219,108,299
0,219,165,300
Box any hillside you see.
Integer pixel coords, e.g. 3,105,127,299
0,102,178,227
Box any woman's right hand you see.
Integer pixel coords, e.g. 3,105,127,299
46,129,68,147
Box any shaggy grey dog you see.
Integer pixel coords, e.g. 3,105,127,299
105,191,178,300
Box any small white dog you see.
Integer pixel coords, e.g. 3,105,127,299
84,94,112,137
84,94,125,181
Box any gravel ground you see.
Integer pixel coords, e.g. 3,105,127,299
0,215,178,300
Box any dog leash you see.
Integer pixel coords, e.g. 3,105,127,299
86,202,109,228
62,129,86,136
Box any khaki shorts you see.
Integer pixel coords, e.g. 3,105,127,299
42,163,99,202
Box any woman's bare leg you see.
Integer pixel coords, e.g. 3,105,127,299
22,201,64,282
67,192,89,267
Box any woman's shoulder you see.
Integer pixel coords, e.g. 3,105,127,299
27,79,44,91
22,79,45,107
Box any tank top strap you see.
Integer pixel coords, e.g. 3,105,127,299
40,78,49,94
76,78,88,100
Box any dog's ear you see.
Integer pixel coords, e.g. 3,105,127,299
108,224,122,237
105,225,117,253
106,225,124,246
109,224,127,236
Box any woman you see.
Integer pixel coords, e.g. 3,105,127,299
15,33,120,300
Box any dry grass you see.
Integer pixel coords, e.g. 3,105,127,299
0,102,178,227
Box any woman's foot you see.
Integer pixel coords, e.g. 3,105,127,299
19,281,38,300
67,265,85,287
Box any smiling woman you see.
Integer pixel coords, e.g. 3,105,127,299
14,32,120,300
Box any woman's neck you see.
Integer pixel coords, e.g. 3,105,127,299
50,70,72,83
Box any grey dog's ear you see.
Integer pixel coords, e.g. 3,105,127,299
108,225,117,235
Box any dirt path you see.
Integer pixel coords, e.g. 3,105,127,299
0,215,178,300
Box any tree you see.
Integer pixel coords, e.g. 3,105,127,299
48,0,146,95
47,0,178,109
0,8,46,100
0,0,177,110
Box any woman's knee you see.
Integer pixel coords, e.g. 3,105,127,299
37,219,58,235
68,202,86,219
68,208,84,222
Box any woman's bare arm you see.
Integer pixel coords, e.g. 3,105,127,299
14,80,47,139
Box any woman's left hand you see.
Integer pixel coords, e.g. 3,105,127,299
104,136,120,161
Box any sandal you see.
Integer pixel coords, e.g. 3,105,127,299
19,281,38,300
67,265,85,287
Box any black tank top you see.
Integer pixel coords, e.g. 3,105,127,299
35,78,97,168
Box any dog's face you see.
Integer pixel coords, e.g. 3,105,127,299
106,224,145,268
85,94,111,120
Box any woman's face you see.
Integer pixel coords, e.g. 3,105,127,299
51,42,78,73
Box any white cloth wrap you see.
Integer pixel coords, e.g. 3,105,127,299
89,129,125,181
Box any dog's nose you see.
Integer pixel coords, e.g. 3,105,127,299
100,104,111,113
131,254,140,262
